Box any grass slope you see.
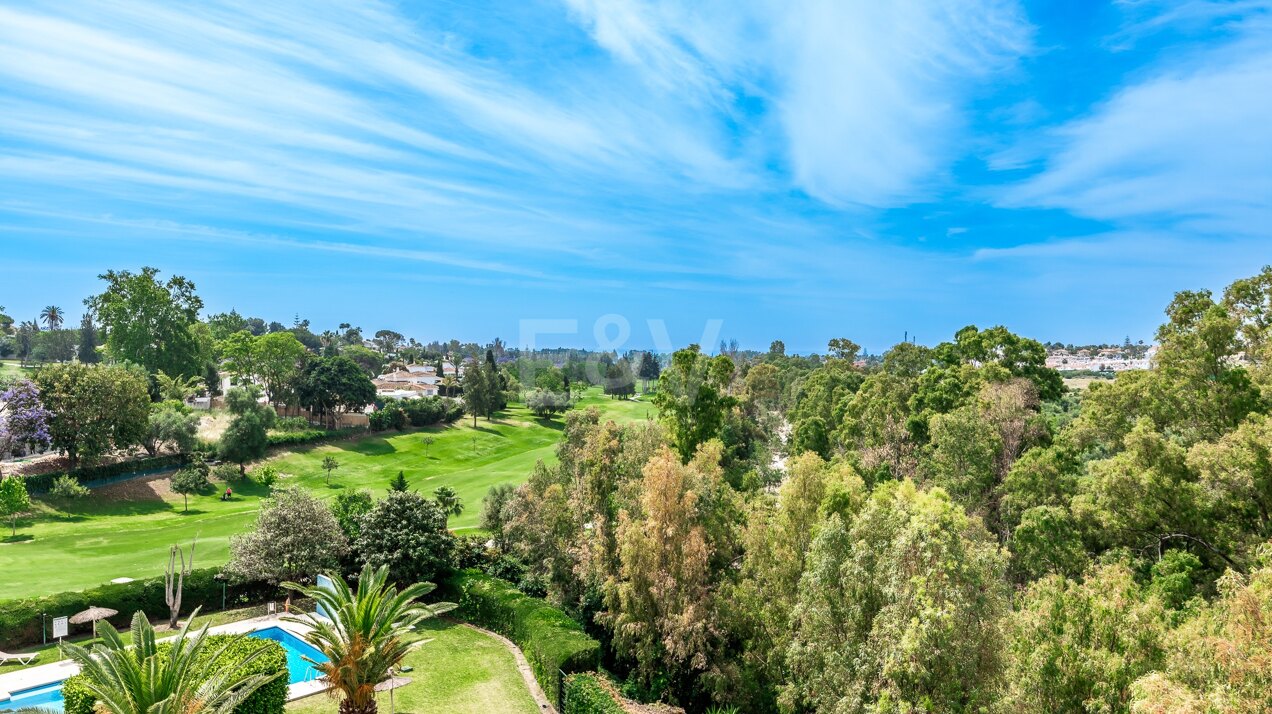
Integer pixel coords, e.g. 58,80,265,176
285,619,541,714
0,390,652,599
0,359,36,382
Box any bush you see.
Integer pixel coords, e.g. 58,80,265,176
61,675,95,714
62,633,287,714
0,568,276,649
454,533,494,570
563,673,625,714
401,397,459,427
265,428,362,448
443,570,600,703
22,454,189,494
273,416,312,432
213,462,244,482
354,491,453,585
368,401,407,432
49,474,90,499
251,465,279,489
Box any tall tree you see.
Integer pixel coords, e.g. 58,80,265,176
295,356,376,427
86,267,205,377
219,385,275,474
36,363,150,468
77,313,99,363
225,486,348,604
782,481,1008,714
254,331,307,406
605,442,735,697
462,360,490,427
651,345,736,462
0,475,31,537
637,351,661,391
40,305,63,330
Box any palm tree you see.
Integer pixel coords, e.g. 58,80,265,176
60,610,280,714
283,565,456,714
156,370,204,401
40,305,63,330
433,485,463,520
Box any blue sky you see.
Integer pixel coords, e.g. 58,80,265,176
1,0,1269,353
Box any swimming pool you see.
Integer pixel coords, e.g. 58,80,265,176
0,626,328,713
0,679,63,713
247,626,327,684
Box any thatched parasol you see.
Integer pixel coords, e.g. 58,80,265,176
69,606,119,637
374,676,412,714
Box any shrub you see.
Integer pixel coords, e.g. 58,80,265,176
265,428,362,448
251,465,279,489
0,568,275,649
22,454,189,494
354,491,453,585
60,675,95,714
213,462,244,482
273,416,312,432
62,633,287,714
49,474,90,499
563,673,625,714
443,570,600,703
368,401,407,432
453,533,494,570
402,397,453,427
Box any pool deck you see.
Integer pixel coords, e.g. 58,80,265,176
0,613,328,705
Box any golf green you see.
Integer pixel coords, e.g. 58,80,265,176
0,390,653,600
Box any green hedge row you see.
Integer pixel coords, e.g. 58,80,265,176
63,633,288,714
563,673,626,714
21,454,189,493
443,570,601,704
265,427,364,448
0,567,274,649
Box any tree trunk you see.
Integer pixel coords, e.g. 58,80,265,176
338,698,376,714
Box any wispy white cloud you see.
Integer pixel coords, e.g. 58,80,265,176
562,0,1034,207
1003,4,1272,237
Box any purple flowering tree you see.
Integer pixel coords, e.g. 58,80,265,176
0,379,52,456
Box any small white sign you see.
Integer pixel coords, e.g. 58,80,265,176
52,616,68,639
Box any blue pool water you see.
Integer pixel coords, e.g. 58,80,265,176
248,626,327,684
0,626,327,713
0,680,64,712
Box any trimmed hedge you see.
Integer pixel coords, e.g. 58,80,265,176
63,633,288,714
564,673,625,714
21,454,188,493
443,570,601,705
265,427,363,448
0,568,275,649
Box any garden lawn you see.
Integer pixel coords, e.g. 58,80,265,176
0,389,654,600
285,619,540,714
0,359,35,381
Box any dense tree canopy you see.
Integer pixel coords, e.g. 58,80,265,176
35,363,150,467
86,267,207,378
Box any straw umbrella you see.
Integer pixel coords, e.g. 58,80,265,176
69,606,118,638
374,676,411,714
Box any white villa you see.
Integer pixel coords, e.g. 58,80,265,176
372,362,458,399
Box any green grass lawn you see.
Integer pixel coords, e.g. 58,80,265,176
0,389,653,599
285,619,541,714
0,359,36,381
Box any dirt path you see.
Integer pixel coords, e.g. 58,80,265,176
770,418,791,474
